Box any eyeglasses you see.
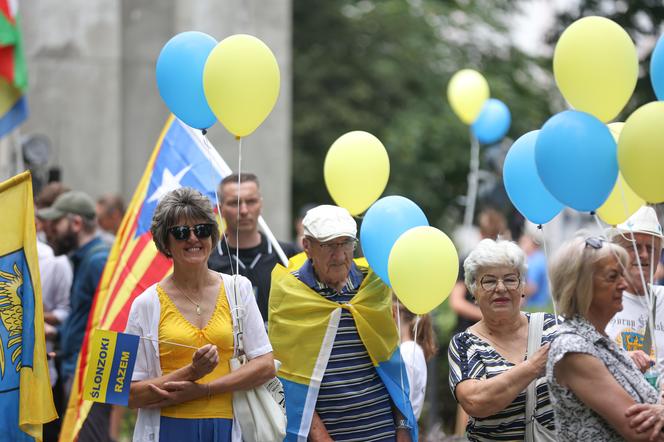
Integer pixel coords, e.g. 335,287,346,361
585,237,605,249
168,223,214,241
479,273,521,292
318,239,357,254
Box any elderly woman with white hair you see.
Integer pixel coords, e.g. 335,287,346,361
547,236,664,441
448,239,557,441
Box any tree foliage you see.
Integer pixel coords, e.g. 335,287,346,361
549,1,664,117
292,0,555,231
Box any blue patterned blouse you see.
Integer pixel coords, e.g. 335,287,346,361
448,312,557,441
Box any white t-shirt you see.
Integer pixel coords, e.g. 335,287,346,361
606,286,664,368
400,340,427,420
37,241,72,386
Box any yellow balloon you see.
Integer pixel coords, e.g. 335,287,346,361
324,131,389,215
597,122,645,225
618,101,664,203
553,16,637,123
203,34,280,138
447,69,489,124
388,226,459,315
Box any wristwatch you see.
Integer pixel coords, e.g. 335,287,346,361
395,418,411,430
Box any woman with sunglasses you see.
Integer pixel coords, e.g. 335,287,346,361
547,237,664,441
448,239,557,440
125,187,275,442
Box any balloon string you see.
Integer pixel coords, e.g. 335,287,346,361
463,130,480,227
236,137,243,277
617,176,631,224
200,130,236,277
537,224,559,325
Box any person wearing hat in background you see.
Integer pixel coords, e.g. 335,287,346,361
606,206,664,375
37,190,113,441
268,205,416,442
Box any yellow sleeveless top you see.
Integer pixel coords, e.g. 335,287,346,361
157,283,233,418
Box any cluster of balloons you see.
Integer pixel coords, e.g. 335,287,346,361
156,32,280,138
360,196,458,314
323,133,458,314
447,69,511,144
504,16,664,227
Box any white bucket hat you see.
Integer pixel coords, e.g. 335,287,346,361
609,206,664,240
302,205,357,242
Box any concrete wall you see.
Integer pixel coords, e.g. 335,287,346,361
22,0,293,239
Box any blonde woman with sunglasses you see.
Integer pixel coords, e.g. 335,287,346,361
125,187,275,442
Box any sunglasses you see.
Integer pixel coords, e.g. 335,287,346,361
168,223,214,241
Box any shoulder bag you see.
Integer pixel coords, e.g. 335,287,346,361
525,312,557,442
228,275,287,442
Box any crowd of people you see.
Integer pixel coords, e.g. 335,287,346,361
30,171,664,442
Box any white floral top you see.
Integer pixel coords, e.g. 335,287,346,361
547,315,659,441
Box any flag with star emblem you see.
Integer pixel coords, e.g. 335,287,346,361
60,115,232,440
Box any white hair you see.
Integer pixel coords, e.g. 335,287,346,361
464,239,528,295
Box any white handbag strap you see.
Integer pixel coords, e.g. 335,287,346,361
227,274,245,358
525,312,545,440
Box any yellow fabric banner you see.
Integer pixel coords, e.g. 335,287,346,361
0,171,57,441
268,259,397,384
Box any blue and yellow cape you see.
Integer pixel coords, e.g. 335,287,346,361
268,258,417,442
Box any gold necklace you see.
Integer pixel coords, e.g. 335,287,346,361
172,278,202,315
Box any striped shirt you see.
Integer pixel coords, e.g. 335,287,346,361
448,312,557,441
293,260,396,442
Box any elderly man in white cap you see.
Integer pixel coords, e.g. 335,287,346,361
606,206,664,374
268,205,416,442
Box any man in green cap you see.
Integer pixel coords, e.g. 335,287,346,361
37,190,112,441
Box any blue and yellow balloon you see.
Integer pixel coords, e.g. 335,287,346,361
596,122,644,225
503,131,563,225
535,110,617,212
156,32,218,129
471,98,511,144
388,226,458,314
324,131,390,216
360,196,428,286
553,16,637,122
618,102,664,203
203,34,280,138
447,69,489,124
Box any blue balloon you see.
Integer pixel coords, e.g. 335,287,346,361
471,98,511,144
503,131,564,224
535,110,617,212
360,196,428,286
156,32,217,129
651,34,664,100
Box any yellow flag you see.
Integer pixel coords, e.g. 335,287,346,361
0,171,57,441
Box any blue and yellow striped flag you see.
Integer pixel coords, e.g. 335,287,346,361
0,171,57,441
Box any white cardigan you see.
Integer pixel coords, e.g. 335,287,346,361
125,273,272,442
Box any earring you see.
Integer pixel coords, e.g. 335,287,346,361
521,294,525,298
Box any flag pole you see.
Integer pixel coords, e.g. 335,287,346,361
190,124,290,267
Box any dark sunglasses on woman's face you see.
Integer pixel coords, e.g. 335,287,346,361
168,223,214,241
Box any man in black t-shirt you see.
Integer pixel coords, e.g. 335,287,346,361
208,173,298,323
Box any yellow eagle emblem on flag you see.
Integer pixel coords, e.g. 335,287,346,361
0,263,23,378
